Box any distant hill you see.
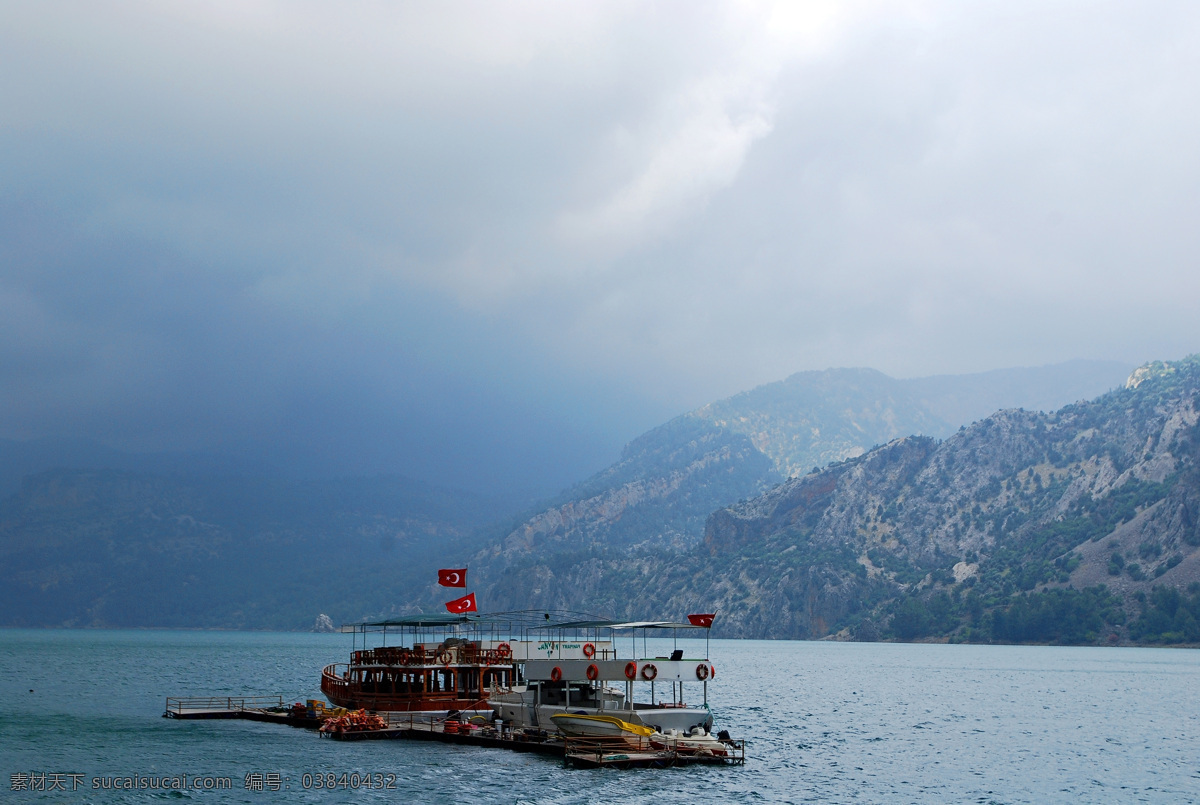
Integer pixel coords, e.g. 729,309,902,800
0,437,273,498
479,356,1200,644
0,471,506,628
477,359,1133,608
1,357,1153,635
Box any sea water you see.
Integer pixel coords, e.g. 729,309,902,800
1,629,1198,803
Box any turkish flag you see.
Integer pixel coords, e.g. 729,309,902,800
438,568,467,587
687,613,715,627
445,593,477,614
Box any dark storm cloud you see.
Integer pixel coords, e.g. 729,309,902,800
2,2,1198,494
0,199,642,496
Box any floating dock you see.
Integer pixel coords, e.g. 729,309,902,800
163,696,744,768
163,696,324,728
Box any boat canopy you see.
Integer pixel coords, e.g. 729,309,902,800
341,609,590,632
340,615,710,632
539,620,708,630
349,614,486,629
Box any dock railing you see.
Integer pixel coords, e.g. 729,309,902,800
164,695,285,715
562,734,746,766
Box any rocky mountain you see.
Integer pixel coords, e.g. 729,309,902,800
478,360,1131,606
480,356,1200,644
691,359,1131,477
0,470,506,628
6,357,1170,640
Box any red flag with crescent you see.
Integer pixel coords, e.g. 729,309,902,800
438,568,467,587
445,593,477,614
687,613,715,627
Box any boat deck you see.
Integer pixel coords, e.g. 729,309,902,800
163,696,323,728
163,695,744,768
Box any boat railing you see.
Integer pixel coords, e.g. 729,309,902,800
164,695,285,715
320,663,349,698
720,738,746,765
562,734,746,766
560,734,655,765
351,644,513,667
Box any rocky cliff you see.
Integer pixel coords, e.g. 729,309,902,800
482,357,1200,643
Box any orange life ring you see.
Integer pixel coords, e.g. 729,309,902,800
696,663,710,681
710,663,716,679
641,663,657,681
582,642,596,659
496,642,512,658
624,661,638,680
550,666,562,682
438,650,452,666
586,664,599,681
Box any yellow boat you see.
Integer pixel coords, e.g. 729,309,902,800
550,713,656,739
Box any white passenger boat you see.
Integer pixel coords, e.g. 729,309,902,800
487,618,720,736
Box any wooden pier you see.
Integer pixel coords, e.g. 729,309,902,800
163,696,744,768
163,696,323,728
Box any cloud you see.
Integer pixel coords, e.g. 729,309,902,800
555,62,776,248
1,1,1199,494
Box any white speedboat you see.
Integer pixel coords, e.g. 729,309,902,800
549,713,655,740
650,727,729,757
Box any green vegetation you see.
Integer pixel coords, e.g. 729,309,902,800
880,586,1126,645
987,587,1123,644
1128,584,1200,643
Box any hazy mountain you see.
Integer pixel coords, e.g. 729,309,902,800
0,470,507,628
0,357,1148,633
0,437,275,498
692,359,1131,477
478,359,1133,603
480,356,1200,644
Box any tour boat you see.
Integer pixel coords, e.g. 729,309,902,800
320,613,723,739
320,614,518,717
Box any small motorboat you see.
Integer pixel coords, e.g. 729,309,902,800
650,727,728,756
550,713,656,740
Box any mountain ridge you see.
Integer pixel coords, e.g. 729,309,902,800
480,356,1200,644
8,356,1182,641
478,359,1134,602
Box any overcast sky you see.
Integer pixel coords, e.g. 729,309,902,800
2,1,1198,497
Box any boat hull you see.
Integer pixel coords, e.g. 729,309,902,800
650,731,729,756
549,713,654,740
